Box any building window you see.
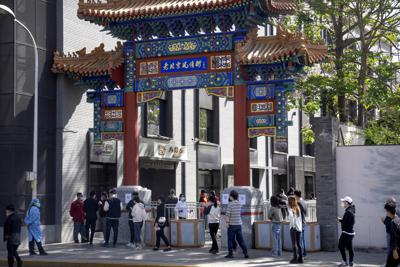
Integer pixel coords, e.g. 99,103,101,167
250,137,257,149
199,108,210,142
198,90,219,143
145,92,172,137
147,99,161,136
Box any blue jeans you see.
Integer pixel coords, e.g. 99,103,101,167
301,229,307,257
134,222,143,244
387,233,392,255
100,217,107,241
271,223,282,256
227,225,248,255
73,222,86,242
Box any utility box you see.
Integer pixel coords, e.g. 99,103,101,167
220,186,264,249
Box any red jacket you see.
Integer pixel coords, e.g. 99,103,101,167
69,200,85,222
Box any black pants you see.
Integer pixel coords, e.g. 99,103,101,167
156,227,170,248
7,242,21,267
128,220,135,243
290,228,303,260
338,233,354,263
105,219,119,245
386,249,400,267
85,219,96,244
209,223,219,252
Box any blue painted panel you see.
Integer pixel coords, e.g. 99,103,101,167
248,115,275,128
247,84,275,100
197,221,205,245
275,87,288,137
181,223,195,246
135,34,234,58
255,222,272,249
135,72,233,91
100,121,123,132
160,57,208,73
101,91,124,107
171,222,178,245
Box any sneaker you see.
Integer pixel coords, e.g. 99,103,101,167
244,254,249,259
298,258,304,263
290,258,298,264
163,247,172,252
126,242,134,248
103,243,109,247
225,254,234,259
338,262,349,267
349,263,354,267
153,247,159,251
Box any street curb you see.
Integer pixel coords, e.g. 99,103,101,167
0,259,194,267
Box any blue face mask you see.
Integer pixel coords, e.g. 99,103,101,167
180,197,185,202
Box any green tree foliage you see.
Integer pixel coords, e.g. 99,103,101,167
282,0,400,144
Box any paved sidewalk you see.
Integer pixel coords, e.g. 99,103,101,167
0,241,387,267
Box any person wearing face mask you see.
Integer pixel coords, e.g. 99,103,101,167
337,196,356,267
103,189,123,247
4,204,22,267
175,194,188,220
69,192,87,244
225,190,249,259
206,195,220,254
131,196,147,249
24,198,47,256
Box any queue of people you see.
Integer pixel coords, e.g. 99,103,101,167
3,188,399,267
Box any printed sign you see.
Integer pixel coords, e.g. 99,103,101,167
154,143,188,161
101,108,124,121
161,57,208,73
247,84,275,100
239,194,246,205
125,193,132,205
247,100,275,115
90,134,117,163
221,194,229,205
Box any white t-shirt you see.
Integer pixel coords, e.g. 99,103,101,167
207,205,221,224
175,201,188,219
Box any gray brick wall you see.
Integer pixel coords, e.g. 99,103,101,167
311,117,339,251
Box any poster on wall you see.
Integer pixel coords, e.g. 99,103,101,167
239,194,246,205
89,133,117,163
221,194,229,205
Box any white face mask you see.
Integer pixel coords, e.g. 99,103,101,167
180,197,185,202
341,202,347,208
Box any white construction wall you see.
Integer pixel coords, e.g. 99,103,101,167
336,145,400,249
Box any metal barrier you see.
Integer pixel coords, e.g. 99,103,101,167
146,200,317,223
146,202,206,221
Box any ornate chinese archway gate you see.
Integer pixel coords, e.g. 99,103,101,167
52,0,328,188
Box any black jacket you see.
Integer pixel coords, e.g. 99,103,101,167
3,213,22,245
155,203,168,227
389,216,400,251
126,200,135,219
339,205,356,234
84,198,99,221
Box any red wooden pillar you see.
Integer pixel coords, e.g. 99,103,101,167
112,65,139,186
123,92,139,186
234,85,250,186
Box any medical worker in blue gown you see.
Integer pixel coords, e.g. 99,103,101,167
24,198,48,256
